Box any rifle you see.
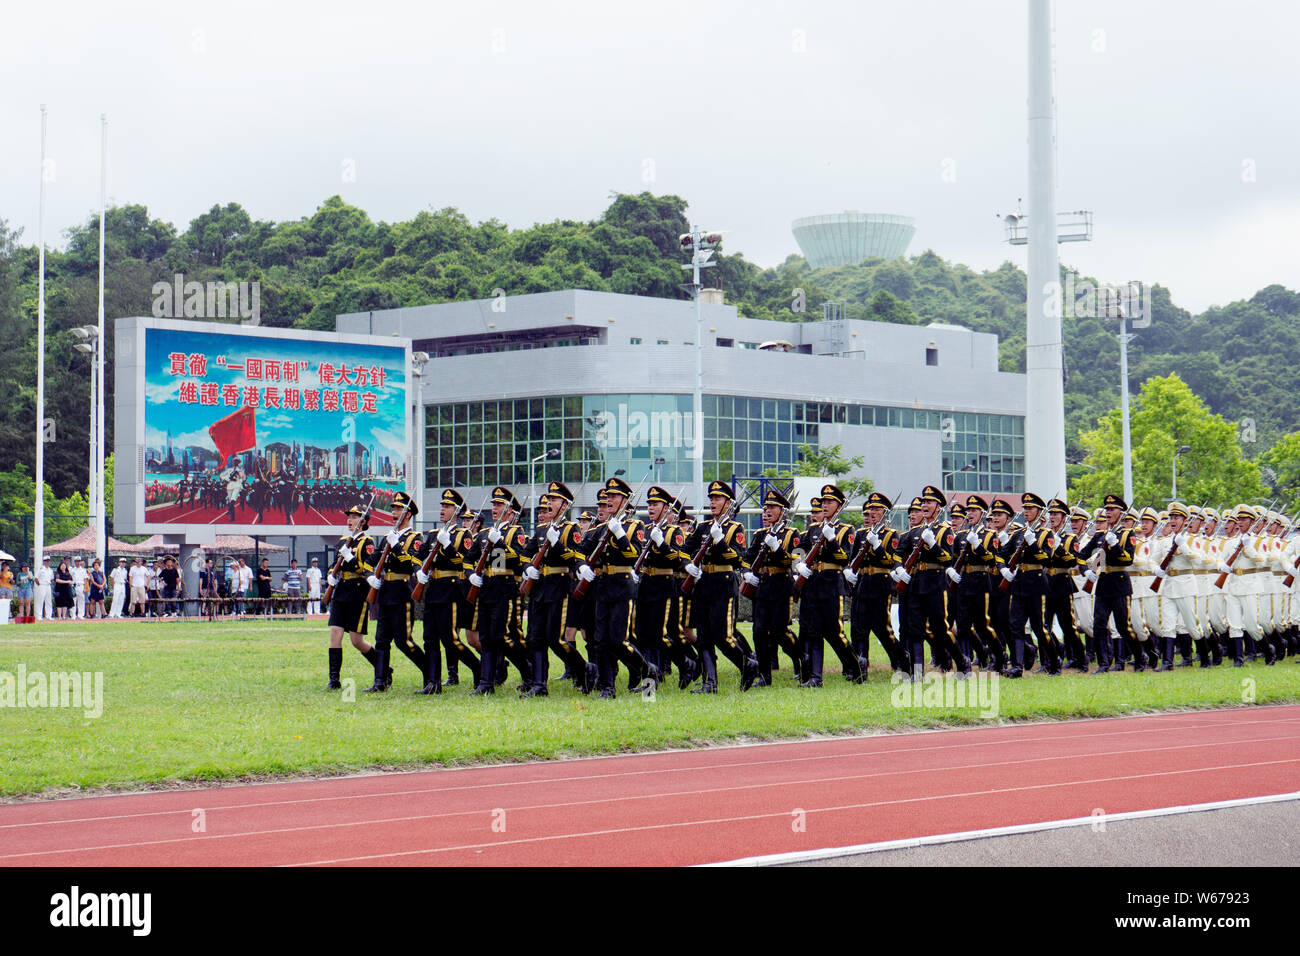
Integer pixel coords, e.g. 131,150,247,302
1150,505,1198,594
366,495,420,604
572,469,655,601
996,491,1059,593
466,494,530,604
631,486,690,582
946,515,987,593
519,494,574,599
681,483,759,597
894,501,952,596
1281,515,1300,588
411,491,490,602
321,492,377,605
739,484,797,599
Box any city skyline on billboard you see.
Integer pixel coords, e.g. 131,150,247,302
115,319,412,535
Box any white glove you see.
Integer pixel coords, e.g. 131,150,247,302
469,572,484,588
1242,533,1255,546
921,528,936,547
487,528,502,545
743,571,760,587
650,526,665,547
1289,564,1300,578
764,533,780,551
1174,532,1189,548
1084,569,1097,583
842,568,858,586
415,570,430,585
607,516,626,540
1000,567,1016,582
866,532,881,549
997,531,1011,547
577,565,596,583
546,525,561,547
338,545,354,562
437,528,452,548
630,570,641,585
385,529,400,548
366,574,382,590
710,522,725,543
327,573,338,587
946,567,962,584
685,563,703,580
524,565,540,581
966,531,980,548
1217,562,1233,575
795,562,812,579
1104,531,1119,547
890,567,911,585
1154,567,1168,578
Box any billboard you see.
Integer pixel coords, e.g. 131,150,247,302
115,318,412,535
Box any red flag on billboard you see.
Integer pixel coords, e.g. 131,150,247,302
208,407,257,462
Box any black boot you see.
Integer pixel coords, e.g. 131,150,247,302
1195,637,1211,668
325,647,343,690
1231,636,1245,667
364,646,390,692
1157,637,1175,671
420,644,442,694
1177,633,1194,665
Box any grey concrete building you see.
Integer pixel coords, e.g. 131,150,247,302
337,289,1027,520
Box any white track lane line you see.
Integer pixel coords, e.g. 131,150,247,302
704,791,1300,866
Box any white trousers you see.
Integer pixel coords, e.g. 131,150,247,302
74,590,86,618
34,585,52,620
1225,591,1263,640
110,584,125,617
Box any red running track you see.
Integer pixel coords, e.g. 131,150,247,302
3,705,1298,867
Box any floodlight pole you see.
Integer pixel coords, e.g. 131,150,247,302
95,114,107,566
35,106,47,566
682,227,717,510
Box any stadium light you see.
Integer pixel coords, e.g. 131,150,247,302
680,226,721,511
73,325,101,560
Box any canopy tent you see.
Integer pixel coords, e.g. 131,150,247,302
134,534,288,558
41,528,155,562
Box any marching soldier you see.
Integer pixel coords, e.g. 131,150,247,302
681,480,760,692
634,487,701,689
996,492,1055,677
1077,494,1141,673
892,485,969,678
465,488,531,694
948,494,1006,673
1131,507,1171,668
364,492,429,692
324,505,385,690
576,476,661,698
415,489,480,694
1044,498,1088,671
793,483,867,685
844,492,907,673
1069,507,1098,663
561,508,600,679
741,485,801,686
519,482,594,697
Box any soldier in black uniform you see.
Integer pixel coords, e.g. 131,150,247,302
362,492,428,692
519,482,594,697
575,476,660,698
466,488,533,694
1044,497,1088,671
324,505,384,689
740,486,801,686
414,489,480,694
996,492,1056,677
892,485,969,678
1076,494,1141,673
792,483,867,686
634,487,701,690
947,494,1006,672
560,508,599,680
680,480,758,692
844,492,906,673
676,509,698,648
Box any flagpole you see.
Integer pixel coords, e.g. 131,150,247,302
95,114,107,566
35,105,47,566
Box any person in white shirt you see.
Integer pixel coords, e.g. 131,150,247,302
305,557,323,614
34,556,54,621
128,558,150,617
234,558,254,616
71,558,88,619
109,559,128,617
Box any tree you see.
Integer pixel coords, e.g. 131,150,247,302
765,443,875,525
1069,374,1266,510
1258,433,1300,516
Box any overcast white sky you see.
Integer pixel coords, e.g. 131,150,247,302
4,0,1297,313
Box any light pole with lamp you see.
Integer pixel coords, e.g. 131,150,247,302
530,448,560,523
410,351,430,521
679,228,721,512
1172,445,1192,501
653,456,665,486
71,325,102,563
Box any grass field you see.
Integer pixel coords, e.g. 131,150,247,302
3,618,1299,799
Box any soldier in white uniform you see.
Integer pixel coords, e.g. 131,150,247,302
1217,505,1272,665
1140,502,1204,669
109,558,128,617
305,557,323,615
1279,517,1300,659
71,558,88,620
34,556,54,621
1262,512,1290,662
1068,507,1096,661
1131,507,1169,668
1199,508,1228,664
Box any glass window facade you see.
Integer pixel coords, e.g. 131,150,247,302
424,395,1023,494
